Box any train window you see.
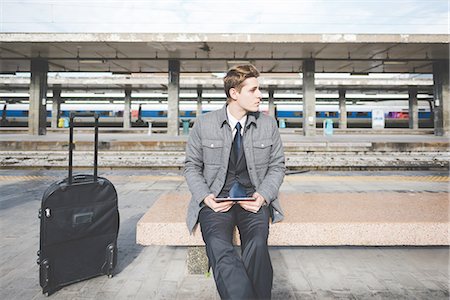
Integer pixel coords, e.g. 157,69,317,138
158,111,167,117
328,112,338,117
180,111,186,117
356,112,369,117
293,111,302,117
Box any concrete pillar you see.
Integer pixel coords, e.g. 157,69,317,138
302,59,316,136
28,58,48,135
338,88,347,129
168,60,180,136
268,85,276,118
123,85,132,129
433,60,450,136
408,87,419,130
51,85,61,128
196,85,203,118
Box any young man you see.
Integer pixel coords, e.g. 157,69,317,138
184,64,285,299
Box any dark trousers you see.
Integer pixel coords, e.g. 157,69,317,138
198,204,273,300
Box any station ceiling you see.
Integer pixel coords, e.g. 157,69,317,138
0,33,448,74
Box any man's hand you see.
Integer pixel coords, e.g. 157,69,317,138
238,192,266,213
203,194,234,212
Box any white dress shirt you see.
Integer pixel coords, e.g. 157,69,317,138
226,106,247,138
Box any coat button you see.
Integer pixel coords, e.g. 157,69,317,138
261,144,264,147
211,144,214,147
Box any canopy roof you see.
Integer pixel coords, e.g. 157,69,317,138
0,33,448,74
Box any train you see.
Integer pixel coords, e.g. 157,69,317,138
1,102,433,128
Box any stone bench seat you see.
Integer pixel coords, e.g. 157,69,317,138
136,191,449,246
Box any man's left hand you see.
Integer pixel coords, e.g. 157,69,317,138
238,192,266,213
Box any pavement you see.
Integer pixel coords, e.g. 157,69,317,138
0,169,449,299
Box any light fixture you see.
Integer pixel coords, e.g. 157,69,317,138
350,72,369,76
227,60,251,65
383,60,407,65
78,59,105,64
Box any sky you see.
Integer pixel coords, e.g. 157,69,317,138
0,0,448,34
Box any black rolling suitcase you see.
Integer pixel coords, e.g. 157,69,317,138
38,112,119,296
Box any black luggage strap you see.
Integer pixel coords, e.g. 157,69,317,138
68,112,99,185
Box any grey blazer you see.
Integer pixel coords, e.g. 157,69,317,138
184,105,286,233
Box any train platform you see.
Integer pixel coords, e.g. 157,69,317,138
0,128,449,170
0,169,448,299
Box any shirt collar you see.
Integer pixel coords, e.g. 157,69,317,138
219,104,258,128
226,106,247,130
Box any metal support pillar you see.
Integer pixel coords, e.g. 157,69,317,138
168,60,180,136
433,60,450,136
196,85,203,118
302,59,316,136
408,87,418,130
124,85,132,129
51,85,61,128
29,58,48,135
268,85,276,119
338,88,347,129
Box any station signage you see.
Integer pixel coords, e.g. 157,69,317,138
372,109,385,129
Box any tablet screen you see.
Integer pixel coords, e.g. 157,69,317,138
215,197,256,202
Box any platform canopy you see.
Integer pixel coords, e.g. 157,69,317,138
0,33,448,74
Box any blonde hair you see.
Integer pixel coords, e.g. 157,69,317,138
224,64,260,103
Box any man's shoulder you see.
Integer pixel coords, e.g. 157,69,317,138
196,108,223,124
255,112,276,126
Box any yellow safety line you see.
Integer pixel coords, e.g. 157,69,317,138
106,175,185,182
0,175,56,182
284,176,450,182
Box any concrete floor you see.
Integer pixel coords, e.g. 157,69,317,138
0,169,448,299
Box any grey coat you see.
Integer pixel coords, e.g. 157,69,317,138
184,105,286,233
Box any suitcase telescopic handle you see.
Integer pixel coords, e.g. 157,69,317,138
68,112,99,185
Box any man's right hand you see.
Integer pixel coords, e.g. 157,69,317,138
203,194,234,212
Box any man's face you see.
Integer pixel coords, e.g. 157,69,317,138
232,77,262,113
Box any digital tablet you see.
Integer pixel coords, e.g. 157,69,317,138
215,197,256,202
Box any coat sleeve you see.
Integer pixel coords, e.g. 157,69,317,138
256,118,286,203
183,119,211,205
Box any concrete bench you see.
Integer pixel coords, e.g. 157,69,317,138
136,191,448,274
136,191,448,247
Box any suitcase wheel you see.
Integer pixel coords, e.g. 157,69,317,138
108,274,113,279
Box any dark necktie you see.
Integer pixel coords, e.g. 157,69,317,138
233,122,242,161
229,122,246,198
